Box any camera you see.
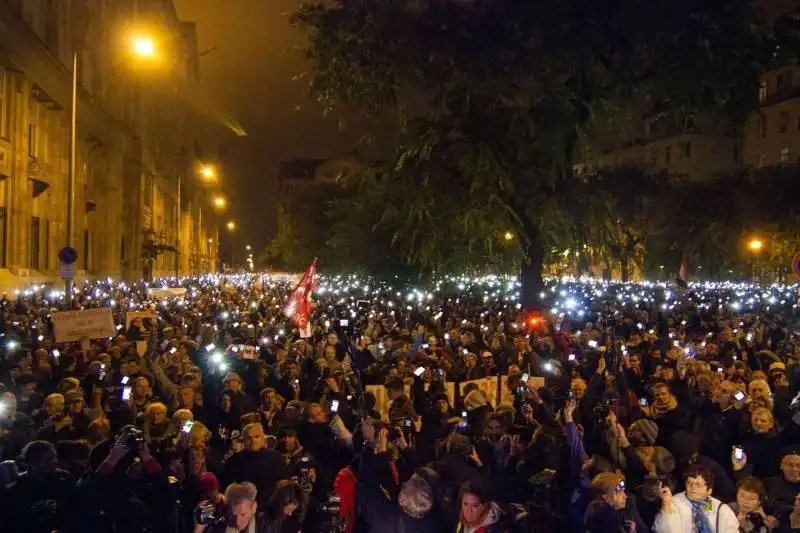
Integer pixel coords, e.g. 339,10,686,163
641,476,675,502
318,494,341,515
195,500,228,525
121,426,146,450
593,398,615,418
747,512,767,532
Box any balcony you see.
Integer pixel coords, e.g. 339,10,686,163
760,86,800,107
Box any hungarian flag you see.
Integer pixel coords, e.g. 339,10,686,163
282,259,318,329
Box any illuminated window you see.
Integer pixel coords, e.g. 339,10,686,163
758,80,768,102
780,148,790,162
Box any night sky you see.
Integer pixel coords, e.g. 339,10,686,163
173,0,363,255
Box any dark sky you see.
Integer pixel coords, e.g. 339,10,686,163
173,0,362,255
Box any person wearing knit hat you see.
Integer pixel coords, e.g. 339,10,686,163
222,372,243,391
628,418,659,447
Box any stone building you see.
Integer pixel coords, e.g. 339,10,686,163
0,0,225,292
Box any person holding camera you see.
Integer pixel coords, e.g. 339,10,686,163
654,464,738,533
196,481,270,533
729,477,777,533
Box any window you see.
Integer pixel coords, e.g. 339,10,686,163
684,116,696,132
30,216,40,269
780,111,789,133
0,69,7,139
758,153,766,167
28,124,36,157
44,220,50,270
83,229,89,271
778,71,793,92
680,141,692,159
0,207,7,268
650,150,657,166
665,145,672,163
781,148,790,162
758,80,769,102
758,114,768,138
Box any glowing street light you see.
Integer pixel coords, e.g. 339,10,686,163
213,195,227,210
748,239,764,252
131,36,156,58
245,245,252,251
226,221,237,232
199,164,217,181
503,231,514,241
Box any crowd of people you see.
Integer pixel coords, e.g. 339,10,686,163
0,272,799,533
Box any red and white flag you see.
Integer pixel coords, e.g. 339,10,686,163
679,256,689,285
282,259,318,329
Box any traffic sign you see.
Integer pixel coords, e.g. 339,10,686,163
58,246,78,265
793,251,800,281
59,262,75,281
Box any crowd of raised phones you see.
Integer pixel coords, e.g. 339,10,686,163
0,273,799,533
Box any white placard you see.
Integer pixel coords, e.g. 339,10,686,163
52,308,115,343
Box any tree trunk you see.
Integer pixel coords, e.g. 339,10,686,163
520,241,546,311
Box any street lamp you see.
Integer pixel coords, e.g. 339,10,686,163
503,231,514,241
131,36,156,58
226,221,236,232
66,34,158,306
199,164,217,182
748,239,763,252
212,196,227,210
245,245,252,251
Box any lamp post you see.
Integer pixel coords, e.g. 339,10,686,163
747,238,764,281
65,36,156,305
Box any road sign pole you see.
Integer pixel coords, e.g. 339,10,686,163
59,246,78,310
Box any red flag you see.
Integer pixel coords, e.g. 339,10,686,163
679,256,689,285
282,259,318,329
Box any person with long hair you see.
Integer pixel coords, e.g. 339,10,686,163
262,480,307,533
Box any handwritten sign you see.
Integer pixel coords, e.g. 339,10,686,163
52,308,115,343
125,310,157,328
499,375,544,407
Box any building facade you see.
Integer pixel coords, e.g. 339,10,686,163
0,0,222,293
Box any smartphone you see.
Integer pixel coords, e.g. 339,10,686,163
182,420,195,434
521,372,530,383
422,343,429,350
437,368,444,377
543,361,554,373
52,349,60,359
568,353,576,362
331,399,340,413
567,390,574,400
340,319,349,327
121,376,130,385
98,364,106,381
733,446,744,461
640,398,649,407
121,386,132,401
734,391,746,402
414,366,425,377
444,333,450,340
461,410,468,418
588,340,598,348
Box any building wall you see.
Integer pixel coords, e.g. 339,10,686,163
0,0,219,292
742,65,800,167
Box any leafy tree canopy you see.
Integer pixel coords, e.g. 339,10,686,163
293,0,790,306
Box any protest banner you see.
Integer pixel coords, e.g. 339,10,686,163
365,384,412,419
52,308,115,343
125,310,157,328
499,375,545,406
148,287,187,299
459,376,499,407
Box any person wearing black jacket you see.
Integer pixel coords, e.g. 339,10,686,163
358,420,437,533
224,422,290,508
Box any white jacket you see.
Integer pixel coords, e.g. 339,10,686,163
654,492,738,533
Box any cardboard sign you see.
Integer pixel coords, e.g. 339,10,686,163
499,375,545,407
52,308,115,343
125,310,157,328
459,377,498,407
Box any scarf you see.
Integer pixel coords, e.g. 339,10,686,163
689,498,713,533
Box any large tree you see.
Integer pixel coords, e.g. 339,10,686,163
294,0,777,307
